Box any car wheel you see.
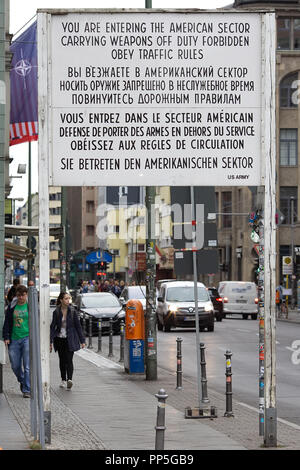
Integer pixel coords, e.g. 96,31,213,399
216,316,222,322
243,314,248,320
207,323,214,332
251,314,258,320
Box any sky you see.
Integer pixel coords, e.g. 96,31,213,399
8,0,229,210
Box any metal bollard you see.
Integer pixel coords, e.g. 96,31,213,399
176,337,183,390
97,320,102,353
224,350,234,417
88,316,93,349
119,320,125,362
155,389,168,450
82,312,87,339
108,318,114,357
200,343,210,404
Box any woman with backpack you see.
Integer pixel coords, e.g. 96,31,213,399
50,292,85,389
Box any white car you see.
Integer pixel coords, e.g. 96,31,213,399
49,284,70,307
120,286,146,311
218,281,258,320
156,281,214,332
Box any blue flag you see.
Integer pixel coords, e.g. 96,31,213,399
10,21,38,146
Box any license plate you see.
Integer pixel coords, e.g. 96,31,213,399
184,316,194,321
236,300,247,304
101,321,110,327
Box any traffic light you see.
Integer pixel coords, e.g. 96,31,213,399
97,261,107,277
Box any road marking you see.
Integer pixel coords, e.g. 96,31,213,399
237,401,300,431
75,348,122,369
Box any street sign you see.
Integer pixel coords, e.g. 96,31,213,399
282,256,293,275
85,249,112,264
40,10,264,187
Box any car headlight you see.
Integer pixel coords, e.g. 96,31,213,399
204,302,213,313
168,304,178,313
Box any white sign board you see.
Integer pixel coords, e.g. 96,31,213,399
38,10,269,186
282,256,293,275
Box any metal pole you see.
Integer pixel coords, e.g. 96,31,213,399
145,0,157,383
27,142,33,282
97,320,102,353
88,316,93,349
108,318,113,357
119,320,124,362
28,286,38,440
258,216,265,436
199,343,210,404
190,187,202,408
38,12,51,443
32,287,46,448
262,13,277,448
224,350,234,417
155,389,168,450
291,196,295,308
176,337,183,390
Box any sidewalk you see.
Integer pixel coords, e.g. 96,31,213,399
1,348,245,451
277,308,300,324
1,314,300,451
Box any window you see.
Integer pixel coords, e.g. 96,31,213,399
221,192,232,228
280,129,298,166
86,200,95,213
86,225,95,236
280,73,298,108
50,207,61,216
280,187,298,225
277,18,300,50
277,18,291,49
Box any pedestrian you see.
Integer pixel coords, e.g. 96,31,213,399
112,280,121,298
50,292,85,390
2,285,31,398
6,278,20,304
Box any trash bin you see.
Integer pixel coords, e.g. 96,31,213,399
124,300,145,374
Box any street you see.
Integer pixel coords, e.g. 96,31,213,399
157,317,300,427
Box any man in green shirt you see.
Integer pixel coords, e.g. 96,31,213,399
2,285,30,398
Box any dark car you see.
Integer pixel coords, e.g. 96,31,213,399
207,287,224,322
74,292,125,335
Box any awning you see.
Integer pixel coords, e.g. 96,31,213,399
5,224,63,239
4,241,33,261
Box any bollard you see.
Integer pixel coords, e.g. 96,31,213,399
97,320,102,353
155,389,168,450
82,312,87,339
119,320,125,362
200,343,210,404
176,337,183,390
108,318,114,357
88,316,93,349
224,350,234,417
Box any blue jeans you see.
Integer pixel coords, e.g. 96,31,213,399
8,336,30,394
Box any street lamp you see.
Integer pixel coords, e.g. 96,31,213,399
290,196,295,307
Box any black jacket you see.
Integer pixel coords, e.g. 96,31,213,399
2,302,19,341
50,306,85,352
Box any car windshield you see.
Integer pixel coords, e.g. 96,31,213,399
128,286,146,299
166,287,210,302
50,285,61,292
82,294,121,308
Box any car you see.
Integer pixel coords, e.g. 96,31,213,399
207,287,224,322
156,279,176,300
218,281,259,320
74,292,125,334
120,285,147,311
50,283,70,307
156,281,214,332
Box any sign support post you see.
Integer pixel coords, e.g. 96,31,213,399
261,12,277,447
38,12,51,444
145,0,157,381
